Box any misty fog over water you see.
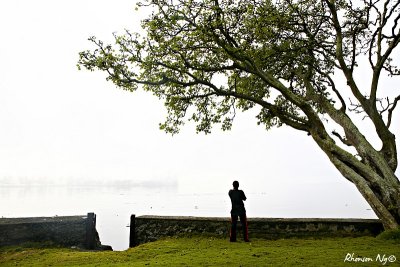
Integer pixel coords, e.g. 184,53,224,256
0,178,376,251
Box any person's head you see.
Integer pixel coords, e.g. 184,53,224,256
233,180,239,190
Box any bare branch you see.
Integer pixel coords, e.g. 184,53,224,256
377,97,390,115
387,95,400,127
348,98,369,120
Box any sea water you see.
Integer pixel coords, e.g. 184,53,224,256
0,183,376,251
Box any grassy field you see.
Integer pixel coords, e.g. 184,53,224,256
0,235,399,266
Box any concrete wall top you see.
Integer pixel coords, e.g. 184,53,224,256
136,215,381,224
0,215,88,225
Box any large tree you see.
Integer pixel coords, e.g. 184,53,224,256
78,0,400,229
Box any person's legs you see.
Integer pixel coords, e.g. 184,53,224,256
230,215,238,242
239,214,249,242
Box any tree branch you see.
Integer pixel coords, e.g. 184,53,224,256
332,130,353,146
324,0,367,107
387,95,400,128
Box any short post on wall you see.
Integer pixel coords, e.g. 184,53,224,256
85,212,96,249
129,214,136,248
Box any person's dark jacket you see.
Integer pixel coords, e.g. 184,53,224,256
229,189,247,216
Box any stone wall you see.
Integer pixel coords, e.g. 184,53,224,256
0,213,110,250
130,215,384,246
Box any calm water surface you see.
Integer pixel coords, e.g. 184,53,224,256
0,184,376,251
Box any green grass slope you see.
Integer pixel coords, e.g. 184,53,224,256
0,236,399,266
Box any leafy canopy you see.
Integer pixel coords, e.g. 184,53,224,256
78,0,400,136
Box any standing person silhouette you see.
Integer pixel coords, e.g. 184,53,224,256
229,180,249,242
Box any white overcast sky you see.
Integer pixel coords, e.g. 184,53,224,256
0,0,398,201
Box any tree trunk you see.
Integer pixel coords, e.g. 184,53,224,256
310,128,400,230
330,155,400,230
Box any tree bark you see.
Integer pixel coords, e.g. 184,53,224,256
309,120,400,230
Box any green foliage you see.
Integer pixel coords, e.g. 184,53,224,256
1,236,399,266
77,0,400,136
78,0,342,134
